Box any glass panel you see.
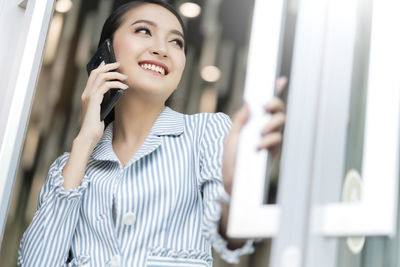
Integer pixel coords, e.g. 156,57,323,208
336,0,400,265
338,197,400,267
336,0,371,264
263,0,298,205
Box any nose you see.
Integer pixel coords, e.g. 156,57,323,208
152,50,167,57
151,38,168,58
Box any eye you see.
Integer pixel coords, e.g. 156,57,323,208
171,39,184,48
135,27,151,35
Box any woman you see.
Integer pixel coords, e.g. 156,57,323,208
18,0,286,266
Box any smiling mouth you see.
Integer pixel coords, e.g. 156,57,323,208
139,63,167,75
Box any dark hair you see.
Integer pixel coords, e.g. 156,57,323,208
99,0,186,49
98,0,187,127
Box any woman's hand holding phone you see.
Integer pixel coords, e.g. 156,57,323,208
78,61,129,146
61,62,128,191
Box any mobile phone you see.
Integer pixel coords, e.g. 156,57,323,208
86,39,124,121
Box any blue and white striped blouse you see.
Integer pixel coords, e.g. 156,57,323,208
18,107,254,267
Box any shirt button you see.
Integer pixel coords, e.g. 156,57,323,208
122,212,136,225
109,254,121,267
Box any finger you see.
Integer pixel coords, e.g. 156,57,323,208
261,113,285,136
90,61,121,76
98,81,129,95
231,104,250,133
87,61,120,86
265,97,285,113
275,76,288,96
97,71,128,83
257,132,282,151
90,66,126,93
88,61,107,77
97,61,121,73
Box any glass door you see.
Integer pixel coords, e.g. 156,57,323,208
270,0,400,266
337,0,400,266
228,0,400,266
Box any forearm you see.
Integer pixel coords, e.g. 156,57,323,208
19,151,92,266
18,195,83,266
62,135,96,191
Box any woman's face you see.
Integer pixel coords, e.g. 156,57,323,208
112,3,186,101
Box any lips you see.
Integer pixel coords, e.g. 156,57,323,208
138,60,169,76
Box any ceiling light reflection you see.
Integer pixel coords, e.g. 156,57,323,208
201,65,221,82
179,2,201,18
55,0,73,13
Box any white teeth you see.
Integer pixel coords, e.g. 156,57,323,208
140,63,166,75
155,66,165,75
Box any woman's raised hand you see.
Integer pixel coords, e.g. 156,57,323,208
61,62,129,191
222,77,287,195
78,61,129,145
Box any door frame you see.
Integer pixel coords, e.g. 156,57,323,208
0,0,55,246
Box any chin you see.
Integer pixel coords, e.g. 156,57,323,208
130,84,171,97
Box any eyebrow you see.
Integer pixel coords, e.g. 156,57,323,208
131,19,185,40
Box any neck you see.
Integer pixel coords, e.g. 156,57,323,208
112,91,165,146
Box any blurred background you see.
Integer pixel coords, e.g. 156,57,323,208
0,0,297,266
2,0,400,266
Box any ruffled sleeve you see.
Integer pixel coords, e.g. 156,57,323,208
18,152,91,266
198,113,255,264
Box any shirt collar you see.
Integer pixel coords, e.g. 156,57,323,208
150,106,184,136
91,106,184,162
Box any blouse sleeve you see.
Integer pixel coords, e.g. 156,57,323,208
199,113,255,264
18,152,91,266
